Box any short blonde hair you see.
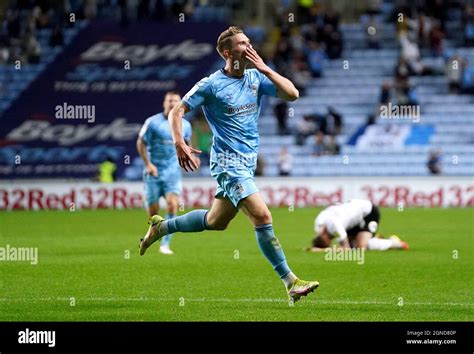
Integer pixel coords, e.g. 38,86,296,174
216,26,243,59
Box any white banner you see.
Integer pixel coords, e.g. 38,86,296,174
0,177,472,210
356,125,411,150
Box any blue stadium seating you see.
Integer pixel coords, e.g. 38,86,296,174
0,23,85,116
257,22,474,176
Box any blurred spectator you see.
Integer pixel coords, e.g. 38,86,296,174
290,51,311,95
22,32,41,63
312,131,326,156
271,4,343,97
416,13,435,48
322,24,343,59
431,0,448,32
278,146,293,176
0,45,9,64
363,14,382,49
26,8,38,33
98,157,117,183
311,131,339,157
289,26,305,52
295,115,317,145
273,101,289,136
306,40,325,77
274,36,292,73
325,135,340,155
296,0,314,25
49,25,64,47
324,7,340,30
429,23,445,56
394,57,412,77
400,33,432,75
325,106,343,135
427,150,442,175
394,74,418,106
6,9,21,41
380,81,392,105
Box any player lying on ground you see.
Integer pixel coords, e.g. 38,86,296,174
136,91,193,255
139,26,319,302
307,199,409,252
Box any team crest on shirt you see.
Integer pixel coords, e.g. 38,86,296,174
234,183,245,197
249,84,258,97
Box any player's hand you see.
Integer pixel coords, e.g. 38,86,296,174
305,247,326,253
245,46,270,74
175,141,202,172
146,163,158,177
339,239,351,249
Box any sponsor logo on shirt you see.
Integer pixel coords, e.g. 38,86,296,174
226,102,257,116
234,182,245,197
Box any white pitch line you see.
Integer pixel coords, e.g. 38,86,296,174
0,297,472,307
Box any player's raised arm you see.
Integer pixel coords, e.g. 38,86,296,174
245,46,299,101
168,101,201,172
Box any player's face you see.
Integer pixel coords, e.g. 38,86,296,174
228,33,251,65
163,94,181,115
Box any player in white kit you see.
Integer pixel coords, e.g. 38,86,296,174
308,199,409,251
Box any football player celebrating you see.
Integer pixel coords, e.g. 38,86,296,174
139,26,319,302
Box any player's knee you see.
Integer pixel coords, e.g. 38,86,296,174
206,214,231,230
166,203,178,214
166,198,179,213
208,217,230,230
210,222,228,230
252,210,272,226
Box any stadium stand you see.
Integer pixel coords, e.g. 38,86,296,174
1,0,473,179
255,1,474,177
0,23,86,116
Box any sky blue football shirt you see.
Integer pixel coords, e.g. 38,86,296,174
182,68,277,169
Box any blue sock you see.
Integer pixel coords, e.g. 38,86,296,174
160,213,176,247
255,224,291,279
162,209,209,235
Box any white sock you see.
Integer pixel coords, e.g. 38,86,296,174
367,237,394,251
282,272,298,289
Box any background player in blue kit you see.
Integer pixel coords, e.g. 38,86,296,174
139,27,319,302
136,91,193,255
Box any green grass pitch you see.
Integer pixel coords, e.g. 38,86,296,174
1,207,472,321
